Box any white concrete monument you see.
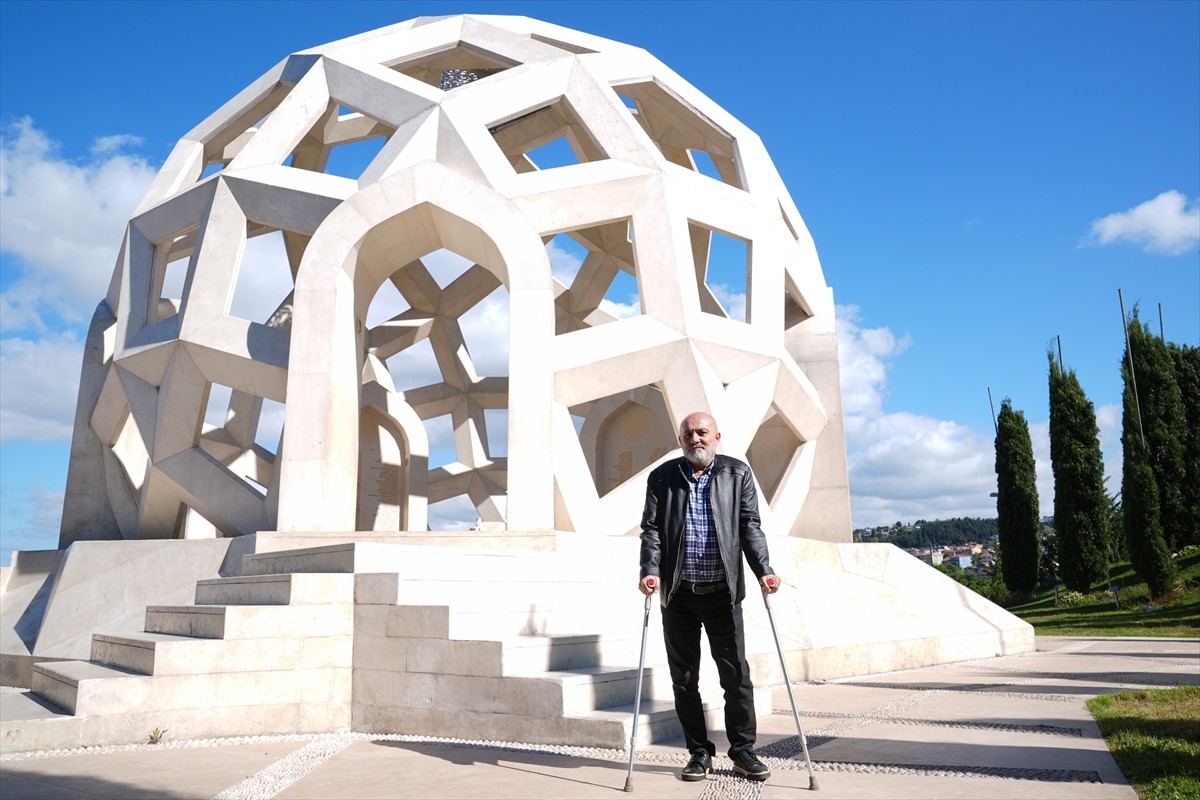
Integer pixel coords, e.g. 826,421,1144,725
1,16,1032,753
57,15,848,545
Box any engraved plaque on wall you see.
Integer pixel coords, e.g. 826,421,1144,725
599,402,674,495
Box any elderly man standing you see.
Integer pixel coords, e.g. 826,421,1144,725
638,411,777,782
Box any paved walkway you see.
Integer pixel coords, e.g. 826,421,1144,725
2,636,1196,799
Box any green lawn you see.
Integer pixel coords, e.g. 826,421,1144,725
1087,686,1200,800
1007,553,1199,798
1009,551,1200,637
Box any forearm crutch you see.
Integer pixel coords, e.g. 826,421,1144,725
624,577,655,792
763,575,819,790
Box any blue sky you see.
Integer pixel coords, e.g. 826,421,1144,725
2,1,1197,563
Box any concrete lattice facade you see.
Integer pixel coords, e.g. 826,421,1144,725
59,14,850,547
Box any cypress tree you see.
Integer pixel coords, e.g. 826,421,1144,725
1168,343,1200,548
1122,440,1176,598
1047,351,1109,591
1121,315,1177,597
1124,311,1188,551
995,398,1041,594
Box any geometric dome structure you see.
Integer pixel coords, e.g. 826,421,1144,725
59,14,850,546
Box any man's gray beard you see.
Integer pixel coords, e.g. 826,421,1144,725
683,447,715,469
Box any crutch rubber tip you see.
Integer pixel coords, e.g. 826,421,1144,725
623,781,634,792
810,776,819,790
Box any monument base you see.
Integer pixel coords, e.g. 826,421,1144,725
0,533,1032,753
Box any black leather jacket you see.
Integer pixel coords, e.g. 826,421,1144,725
639,454,774,607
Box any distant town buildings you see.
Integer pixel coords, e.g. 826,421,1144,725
852,522,998,576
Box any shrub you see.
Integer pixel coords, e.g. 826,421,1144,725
1058,590,1087,607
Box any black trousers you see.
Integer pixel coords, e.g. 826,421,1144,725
661,587,757,758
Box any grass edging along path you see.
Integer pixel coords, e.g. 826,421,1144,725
1009,550,1200,637
1087,686,1200,800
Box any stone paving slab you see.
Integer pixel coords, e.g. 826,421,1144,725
812,718,1119,774
0,740,310,799
894,689,1098,728
767,683,915,715
4,636,1194,800
760,769,1134,800
273,740,697,800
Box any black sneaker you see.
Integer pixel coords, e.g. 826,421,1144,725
681,750,712,781
732,750,771,781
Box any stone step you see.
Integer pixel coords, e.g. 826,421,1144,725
388,603,624,642
353,574,625,642
569,698,685,748
32,657,348,718
32,660,146,716
500,634,608,673
2,699,343,752
0,690,83,752
143,603,353,640
194,573,354,606
541,665,665,715
89,631,325,676
354,698,681,750
243,542,567,579
510,662,742,722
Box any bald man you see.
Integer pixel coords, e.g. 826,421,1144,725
638,411,777,782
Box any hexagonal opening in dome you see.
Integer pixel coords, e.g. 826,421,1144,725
285,103,395,180
111,407,149,495
747,408,805,505
149,230,196,325
783,270,816,331
199,84,294,176
200,382,276,498
229,226,296,326
490,97,608,173
689,222,749,323
388,42,517,90
613,80,745,190
546,220,643,334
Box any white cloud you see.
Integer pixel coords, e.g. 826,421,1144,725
1029,419,1053,518
710,284,746,322
427,495,480,530
458,287,511,376
836,306,911,418
0,482,64,556
228,231,296,322
0,333,83,442
90,134,144,156
1086,190,1200,256
598,296,641,319
0,118,156,331
546,239,584,286
837,306,999,528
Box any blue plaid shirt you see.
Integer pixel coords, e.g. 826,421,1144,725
680,462,725,583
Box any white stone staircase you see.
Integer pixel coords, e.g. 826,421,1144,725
2,541,759,754
3,571,354,751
